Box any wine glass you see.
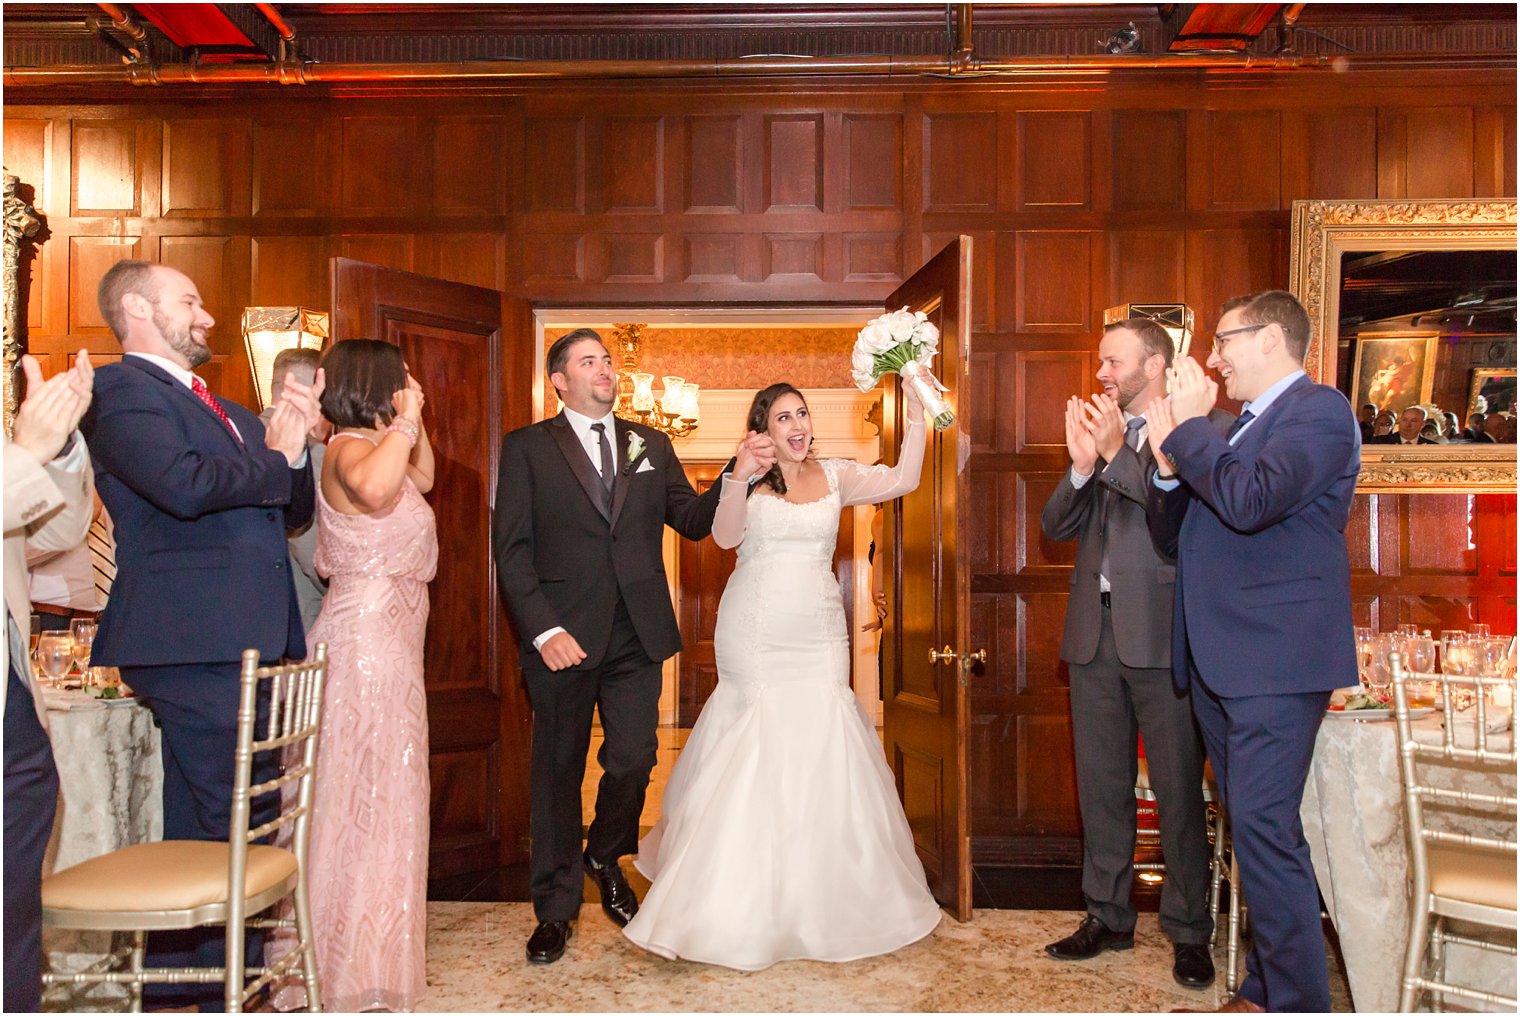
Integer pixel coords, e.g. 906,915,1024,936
69,619,98,686
1366,633,1396,701
34,633,74,690
1354,627,1375,689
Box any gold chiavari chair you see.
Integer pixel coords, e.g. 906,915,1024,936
1133,757,1240,988
1391,652,1516,1013
40,645,328,1013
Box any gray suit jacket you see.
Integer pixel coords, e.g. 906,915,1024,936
1041,409,1232,670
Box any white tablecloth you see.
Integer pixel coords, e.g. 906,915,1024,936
40,688,163,1012
1301,710,1516,1013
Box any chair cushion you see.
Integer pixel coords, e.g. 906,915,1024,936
43,841,298,914
1428,842,1517,912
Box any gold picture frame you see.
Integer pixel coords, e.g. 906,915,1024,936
1290,198,1518,494
1468,368,1517,417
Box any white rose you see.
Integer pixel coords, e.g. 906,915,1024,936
914,320,941,361
851,346,880,392
886,308,918,343
856,318,897,354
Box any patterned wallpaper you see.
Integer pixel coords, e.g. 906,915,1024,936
544,327,859,390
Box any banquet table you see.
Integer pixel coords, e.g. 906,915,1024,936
40,687,163,1012
1301,707,1516,1013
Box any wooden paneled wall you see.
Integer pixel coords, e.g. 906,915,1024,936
7,68,1515,864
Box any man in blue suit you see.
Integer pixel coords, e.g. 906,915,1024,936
81,259,324,1008
1144,290,1360,1013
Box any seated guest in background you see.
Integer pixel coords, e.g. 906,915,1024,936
1356,402,1377,443
1441,410,1461,441
1040,318,1219,990
27,494,112,632
1371,405,1434,444
1419,421,1443,443
1462,412,1492,442
1146,290,1359,1013
4,350,94,1013
270,339,436,1013
1371,409,1396,438
258,347,330,633
1484,411,1514,443
82,259,323,1010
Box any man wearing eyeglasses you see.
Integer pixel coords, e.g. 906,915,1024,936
1144,290,1361,1014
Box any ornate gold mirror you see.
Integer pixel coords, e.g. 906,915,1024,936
1292,199,1517,493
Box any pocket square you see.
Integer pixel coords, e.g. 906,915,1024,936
635,459,655,474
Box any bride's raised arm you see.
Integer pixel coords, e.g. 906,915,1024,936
835,391,929,508
712,430,775,549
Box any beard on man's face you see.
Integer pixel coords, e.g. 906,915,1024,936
153,305,212,369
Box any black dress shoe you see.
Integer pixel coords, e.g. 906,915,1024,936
583,852,639,927
1172,942,1216,988
526,920,572,964
1044,915,1134,960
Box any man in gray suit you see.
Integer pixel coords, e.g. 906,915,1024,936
258,348,329,631
1040,317,1221,990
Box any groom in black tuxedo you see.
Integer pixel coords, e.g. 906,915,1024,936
492,329,725,963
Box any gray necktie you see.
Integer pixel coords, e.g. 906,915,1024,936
590,422,615,508
1100,418,1147,587
1125,416,1146,452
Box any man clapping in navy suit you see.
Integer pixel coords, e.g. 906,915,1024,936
81,260,325,1009
1145,291,1360,1013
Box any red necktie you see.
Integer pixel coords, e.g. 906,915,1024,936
190,375,242,443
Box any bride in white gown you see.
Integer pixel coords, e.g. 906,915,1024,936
623,382,942,971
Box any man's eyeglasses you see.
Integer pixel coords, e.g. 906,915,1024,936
1212,323,1266,354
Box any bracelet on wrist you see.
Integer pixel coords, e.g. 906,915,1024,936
385,418,420,447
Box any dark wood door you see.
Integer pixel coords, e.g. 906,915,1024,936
881,237,974,921
329,257,529,876
675,461,856,727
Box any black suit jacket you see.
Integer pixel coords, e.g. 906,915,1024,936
1369,434,1435,444
81,357,313,666
491,412,721,670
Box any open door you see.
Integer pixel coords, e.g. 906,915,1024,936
330,258,530,877
882,237,974,921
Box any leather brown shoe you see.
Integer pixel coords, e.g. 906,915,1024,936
583,852,639,927
526,920,572,964
1044,915,1134,960
1172,942,1215,989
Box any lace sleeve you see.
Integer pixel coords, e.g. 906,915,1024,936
831,416,928,507
711,475,751,549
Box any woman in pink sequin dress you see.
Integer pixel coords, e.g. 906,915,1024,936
272,339,436,1012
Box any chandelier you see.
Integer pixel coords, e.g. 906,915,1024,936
610,322,701,438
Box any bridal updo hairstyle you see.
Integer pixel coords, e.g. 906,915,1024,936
746,382,811,496
320,338,409,429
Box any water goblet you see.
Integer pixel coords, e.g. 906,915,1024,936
1406,636,1438,707
34,633,74,690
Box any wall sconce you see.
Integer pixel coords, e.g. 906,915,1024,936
241,306,329,411
1104,302,1194,359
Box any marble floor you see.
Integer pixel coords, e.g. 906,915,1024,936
421,903,1234,1013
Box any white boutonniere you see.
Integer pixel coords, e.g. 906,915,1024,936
626,432,646,465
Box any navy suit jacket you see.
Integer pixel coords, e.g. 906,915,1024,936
1147,375,1361,698
80,357,314,667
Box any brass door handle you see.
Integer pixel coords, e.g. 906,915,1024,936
965,648,987,665
928,645,958,665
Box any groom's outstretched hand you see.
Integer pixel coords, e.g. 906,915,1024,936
540,632,588,671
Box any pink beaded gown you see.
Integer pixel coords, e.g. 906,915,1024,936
271,431,437,1013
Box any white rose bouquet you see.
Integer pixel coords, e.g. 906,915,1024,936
851,307,955,431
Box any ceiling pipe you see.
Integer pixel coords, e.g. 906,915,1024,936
94,1,148,62
951,4,975,73
253,2,300,63
3,50,1335,88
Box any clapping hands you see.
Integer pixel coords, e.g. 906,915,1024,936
733,430,778,483
1062,393,1125,475
265,367,327,465
12,351,94,463
1165,357,1217,424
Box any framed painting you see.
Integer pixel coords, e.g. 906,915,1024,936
1348,334,1438,416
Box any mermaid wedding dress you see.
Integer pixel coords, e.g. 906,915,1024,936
623,415,941,971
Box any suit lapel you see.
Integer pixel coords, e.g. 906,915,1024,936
609,417,635,527
548,413,611,523
125,357,245,453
